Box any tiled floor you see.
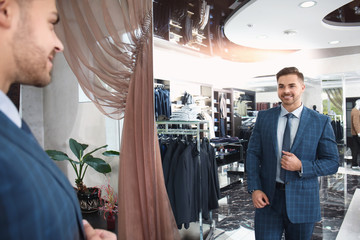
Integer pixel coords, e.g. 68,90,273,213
211,166,360,240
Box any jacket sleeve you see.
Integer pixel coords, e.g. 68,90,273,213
301,116,339,178
246,112,263,193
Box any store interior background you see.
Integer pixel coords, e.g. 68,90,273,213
17,0,360,236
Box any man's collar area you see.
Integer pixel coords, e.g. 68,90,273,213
0,90,22,128
280,104,303,118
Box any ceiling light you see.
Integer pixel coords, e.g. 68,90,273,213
283,30,297,36
257,35,268,39
299,1,317,8
328,40,340,45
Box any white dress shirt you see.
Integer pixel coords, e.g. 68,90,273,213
276,104,303,183
0,90,21,128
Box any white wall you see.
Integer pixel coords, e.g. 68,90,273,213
346,81,360,99
256,92,278,105
21,86,45,146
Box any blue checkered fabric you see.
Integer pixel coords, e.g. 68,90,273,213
0,112,85,240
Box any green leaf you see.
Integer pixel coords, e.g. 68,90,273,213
83,145,108,159
83,156,111,173
69,138,88,160
102,150,119,156
46,150,72,161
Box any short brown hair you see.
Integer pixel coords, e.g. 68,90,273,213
276,67,304,82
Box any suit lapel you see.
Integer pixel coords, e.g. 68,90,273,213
291,107,311,152
0,113,82,218
271,106,281,153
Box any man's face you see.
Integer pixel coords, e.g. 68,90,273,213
11,0,64,87
277,74,305,110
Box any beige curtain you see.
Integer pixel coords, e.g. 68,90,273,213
56,1,180,239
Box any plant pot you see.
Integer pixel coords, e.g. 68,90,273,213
77,187,100,213
106,212,116,230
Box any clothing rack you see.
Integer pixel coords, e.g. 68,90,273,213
329,114,342,122
156,120,214,240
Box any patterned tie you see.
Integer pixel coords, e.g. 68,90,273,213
280,113,293,182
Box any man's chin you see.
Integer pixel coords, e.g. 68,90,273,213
281,98,293,103
35,79,52,88
19,77,52,88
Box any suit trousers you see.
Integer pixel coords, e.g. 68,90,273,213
351,135,360,166
255,188,315,240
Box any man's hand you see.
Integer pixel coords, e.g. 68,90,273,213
83,220,117,240
281,151,302,171
252,190,270,208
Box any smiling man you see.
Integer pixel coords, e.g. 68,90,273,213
246,67,339,240
0,0,115,239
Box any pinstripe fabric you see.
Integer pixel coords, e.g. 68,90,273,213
246,106,339,233
0,112,85,240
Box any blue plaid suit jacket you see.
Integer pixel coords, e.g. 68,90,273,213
246,106,339,223
0,112,85,240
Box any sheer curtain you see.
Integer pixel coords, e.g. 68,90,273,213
56,1,180,239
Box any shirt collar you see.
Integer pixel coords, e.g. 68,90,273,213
0,90,21,128
280,103,303,119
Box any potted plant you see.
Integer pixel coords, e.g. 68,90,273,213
97,179,118,230
46,138,119,212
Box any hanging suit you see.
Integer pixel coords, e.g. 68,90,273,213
160,137,220,229
0,112,85,240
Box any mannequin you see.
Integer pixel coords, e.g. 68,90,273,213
312,105,319,113
350,99,360,169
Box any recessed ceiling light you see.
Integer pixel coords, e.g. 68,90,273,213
328,40,340,45
299,1,317,8
283,30,297,36
257,35,268,39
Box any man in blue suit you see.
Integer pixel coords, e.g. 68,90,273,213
246,67,339,239
0,0,116,239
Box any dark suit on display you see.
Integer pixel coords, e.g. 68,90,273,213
246,106,339,239
0,112,85,240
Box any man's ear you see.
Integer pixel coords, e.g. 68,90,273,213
0,0,13,28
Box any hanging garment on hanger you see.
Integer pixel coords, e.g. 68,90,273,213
159,134,220,229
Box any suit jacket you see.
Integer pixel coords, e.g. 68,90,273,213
246,106,339,223
0,112,85,240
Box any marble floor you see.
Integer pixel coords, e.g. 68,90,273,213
211,166,360,240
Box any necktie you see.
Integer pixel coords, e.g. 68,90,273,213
280,113,293,182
